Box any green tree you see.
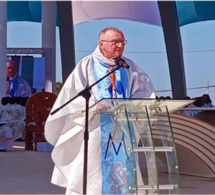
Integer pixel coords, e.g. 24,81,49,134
56,81,63,94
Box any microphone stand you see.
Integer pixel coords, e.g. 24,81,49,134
50,64,123,194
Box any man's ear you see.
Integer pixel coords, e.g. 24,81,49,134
98,40,103,47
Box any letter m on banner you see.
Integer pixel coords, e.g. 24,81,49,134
104,132,129,160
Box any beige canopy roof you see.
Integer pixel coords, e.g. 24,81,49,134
71,1,161,26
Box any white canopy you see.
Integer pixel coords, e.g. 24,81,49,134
72,1,162,26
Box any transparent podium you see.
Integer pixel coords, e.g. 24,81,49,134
89,98,192,194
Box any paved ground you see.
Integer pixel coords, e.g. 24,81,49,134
0,142,65,194
0,142,214,194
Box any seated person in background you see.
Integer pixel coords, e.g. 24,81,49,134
184,96,191,100
0,98,11,122
0,103,13,151
6,60,32,97
159,96,165,99
19,99,27,119
2,97,25,140
0,123,13,151
10,97,25,140
202,94,214,108
9,97,24,120
183,96,204,116
2,97,13,117
176,96,191,115
0,98,14,151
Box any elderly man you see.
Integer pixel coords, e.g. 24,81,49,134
6,60,32,97
45,27,156,194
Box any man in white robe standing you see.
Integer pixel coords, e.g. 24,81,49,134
45,27,156,195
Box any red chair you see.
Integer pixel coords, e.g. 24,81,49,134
25,92,57,150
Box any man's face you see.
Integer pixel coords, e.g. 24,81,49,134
6,62,17,78
99,30,126,59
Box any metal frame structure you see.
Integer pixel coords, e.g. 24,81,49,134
7,48,50,55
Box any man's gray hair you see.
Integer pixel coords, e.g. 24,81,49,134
7,60,18,70
7,60,15,66
99,27,123,40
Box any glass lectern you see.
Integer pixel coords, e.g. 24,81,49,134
89,98,193,194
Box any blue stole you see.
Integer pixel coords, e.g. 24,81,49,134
93,56,136,194
7,76,18,97
93,57,129,99
100,116,137,194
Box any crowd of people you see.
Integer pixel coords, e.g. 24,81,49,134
178,94,214,116
0,97,27,145
156,94,215,116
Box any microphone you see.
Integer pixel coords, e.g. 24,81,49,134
115,57,130,69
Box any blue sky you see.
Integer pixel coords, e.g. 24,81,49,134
7,19,215,102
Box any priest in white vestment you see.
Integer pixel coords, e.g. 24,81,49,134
6,60,32,97
45,27,156,195
0,103,13,151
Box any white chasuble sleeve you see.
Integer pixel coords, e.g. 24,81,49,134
45,55,99,166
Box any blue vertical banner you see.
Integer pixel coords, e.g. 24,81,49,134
101,113,137,194
21,56,34,89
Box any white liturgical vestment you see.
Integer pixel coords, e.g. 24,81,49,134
45,46,155,194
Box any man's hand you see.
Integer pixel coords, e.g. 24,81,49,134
96,100,112,111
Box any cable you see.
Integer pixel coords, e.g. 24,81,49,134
156,85,215,93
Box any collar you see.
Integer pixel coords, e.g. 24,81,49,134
9,73,18,81
92,45,124,66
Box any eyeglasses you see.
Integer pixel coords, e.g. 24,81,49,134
101,39,127,46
